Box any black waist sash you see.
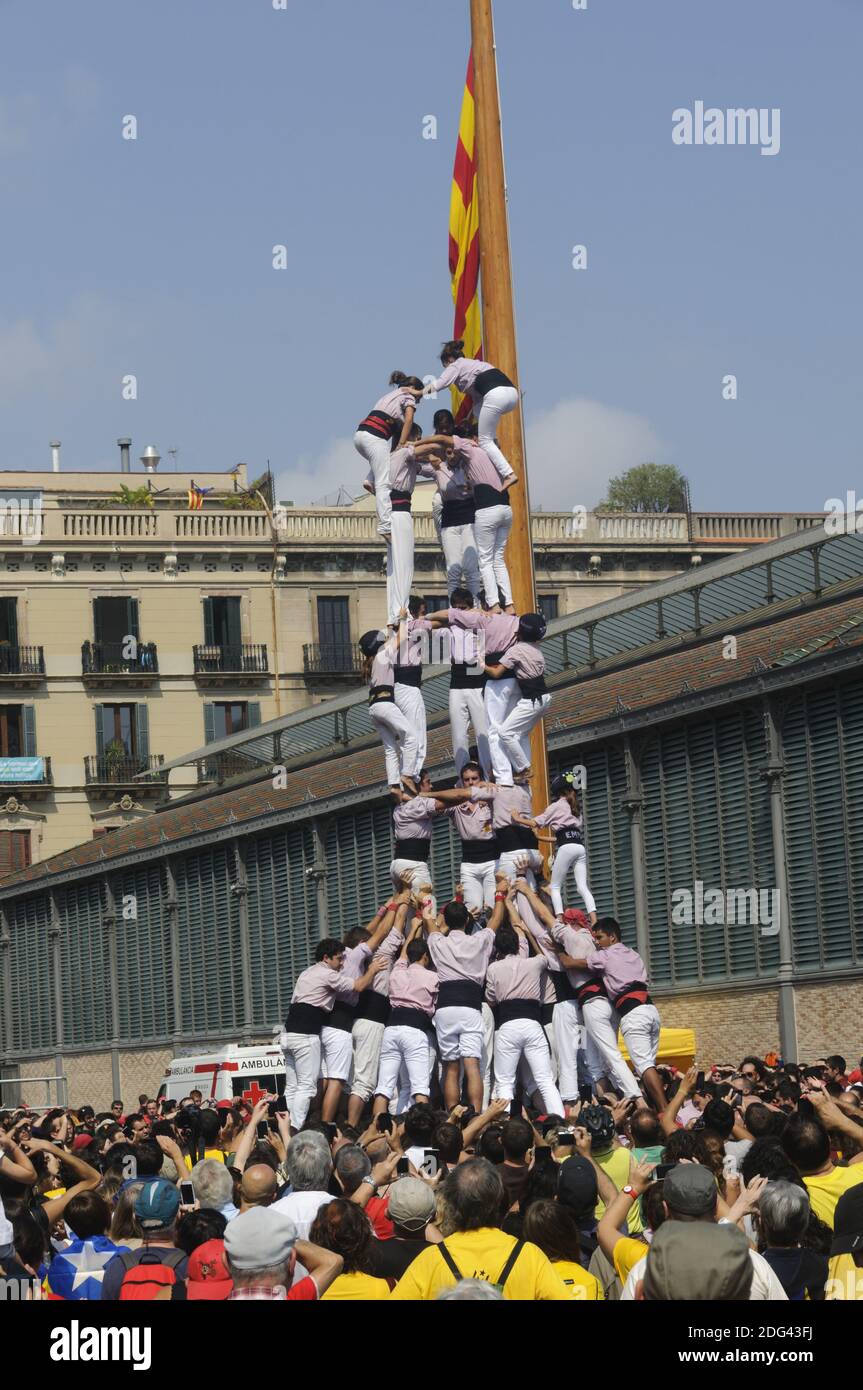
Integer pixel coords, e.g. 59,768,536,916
394,665,422,688
390,488,412,513
388,1005,435,1036
393,837,431,862
437,979,484,1011
358,410,397,440
551,972,577,1003
450,661,486,690
369,685,395,705
496,824,537,853
555,824,584,847
326,1002,356,1033
541,1001,555,1026
517,674,547,702
576,978,604,1007
474,483,510,511
355,991,390,1024
495,999,543,1027
612,982,653,1018
441,498,476,528
473,367,514,397
460,839,498,863
285,1002,328,1036
485,649,512,681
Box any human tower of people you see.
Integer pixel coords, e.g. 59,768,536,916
279,341,664,1130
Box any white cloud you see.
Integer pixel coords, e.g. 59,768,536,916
525,396,665,511
0,297,115,404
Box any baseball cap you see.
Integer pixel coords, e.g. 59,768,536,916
831,1187,863,1257
72,1134,94,1152
186,1238,233,1301
562,908,589,928
643,1222,752,1300
387,1177,436,1231
224,1208,297,1270
557,1155,598,1218
662,1162,718,1216
134,1178,181,1231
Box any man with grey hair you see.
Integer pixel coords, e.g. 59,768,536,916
190,1158,238,1222
437,1279,502,1300
758,1179,828,1300
225,1208,343,1301
333,1144,372,1198
390,1158,569,1300
270,1131,334,1239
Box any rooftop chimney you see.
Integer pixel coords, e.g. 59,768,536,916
117,437,132,473
139,445,161,474
50,440,61,473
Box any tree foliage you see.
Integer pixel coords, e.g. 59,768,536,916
598,463,688,513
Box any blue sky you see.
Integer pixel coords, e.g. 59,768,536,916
0,0,859,512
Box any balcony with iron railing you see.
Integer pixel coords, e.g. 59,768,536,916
302,643,363,679
0,754,53,796
192,644,269,683
81,641,159,684
0,645,45,685
84,753,165,792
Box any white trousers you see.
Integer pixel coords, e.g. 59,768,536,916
552,999,583,1103
477,385,520,480
395,682,427,776
481,1002,495,1107
434,1005,484,1061
497,694,552,776
350,1017,386,1102
390,858,434,906
494,1019,564,1117
387,510,414,625
619,1004,661,1078
449,687,491,778
473,504,513,609
281,1032,321,1131
460,859,497,913
353,430,393,536
496,848,542,883
485,676,519,784
321,1026,353,1082
581,996,641,1098
369,700,419,786
550,842,596,917
432,490,443,546
441,523,481,599
376,1025,434,1101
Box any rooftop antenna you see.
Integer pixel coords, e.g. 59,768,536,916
168,448,179,473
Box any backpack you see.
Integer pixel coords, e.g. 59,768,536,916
118,1246,186,1300
437,1238,525,1295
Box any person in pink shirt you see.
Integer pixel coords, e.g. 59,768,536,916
484,613,552,784
446,760,498,912
373,917,440,1111
385,429,447,624
360,628,420,795
393,598,432,776
389,775,492,899
425,423,514,611
346,894,412,1129
428,602,519,784
512,773,597,921
423,338,520,487
485,910,565,1118
353,371,423,538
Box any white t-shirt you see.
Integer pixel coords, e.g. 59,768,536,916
620,1227,789,1301
269,1189,332,1241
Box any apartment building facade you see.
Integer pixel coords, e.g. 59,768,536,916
0,464,822,863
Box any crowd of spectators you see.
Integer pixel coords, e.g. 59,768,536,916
1,1050,862,1301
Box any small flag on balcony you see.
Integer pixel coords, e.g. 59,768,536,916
188,482,212,510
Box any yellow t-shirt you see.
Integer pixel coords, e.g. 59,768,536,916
612,1235,650,1287
321,1271,391,1301
825,1254,863,1301
551,1258,604,1300
390,1228,570,1301
802,1165,863,1228
593,1148,643,1235
184,1149,227,1170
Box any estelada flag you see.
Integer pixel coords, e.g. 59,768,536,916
449,52,482,422
188,482,212,510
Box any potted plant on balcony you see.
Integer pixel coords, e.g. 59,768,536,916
104,739,127,783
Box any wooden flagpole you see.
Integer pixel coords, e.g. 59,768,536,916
470,0,550,816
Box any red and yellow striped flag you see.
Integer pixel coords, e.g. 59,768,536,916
449,51,482,422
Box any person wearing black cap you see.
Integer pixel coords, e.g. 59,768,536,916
825,1185,863,1300
483,612,551,785
513,773,596,922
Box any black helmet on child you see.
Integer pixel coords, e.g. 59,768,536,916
518,612,547,642
359,629,387,658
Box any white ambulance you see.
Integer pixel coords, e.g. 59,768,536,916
157,1042,286,1107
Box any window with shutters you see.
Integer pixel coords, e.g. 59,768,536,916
99,704,137,754
8,893,54,1052
0,829,31,873
538,594,559,622
0,597,18,645
93,596,139,644
175,848,243,1035
203,596,242,652
0,706,24,756
60,882,110,1047
115,864,172,1042
317,597,351,649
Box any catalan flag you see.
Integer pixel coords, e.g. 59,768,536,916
188,482,212,510
449,51,482,422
